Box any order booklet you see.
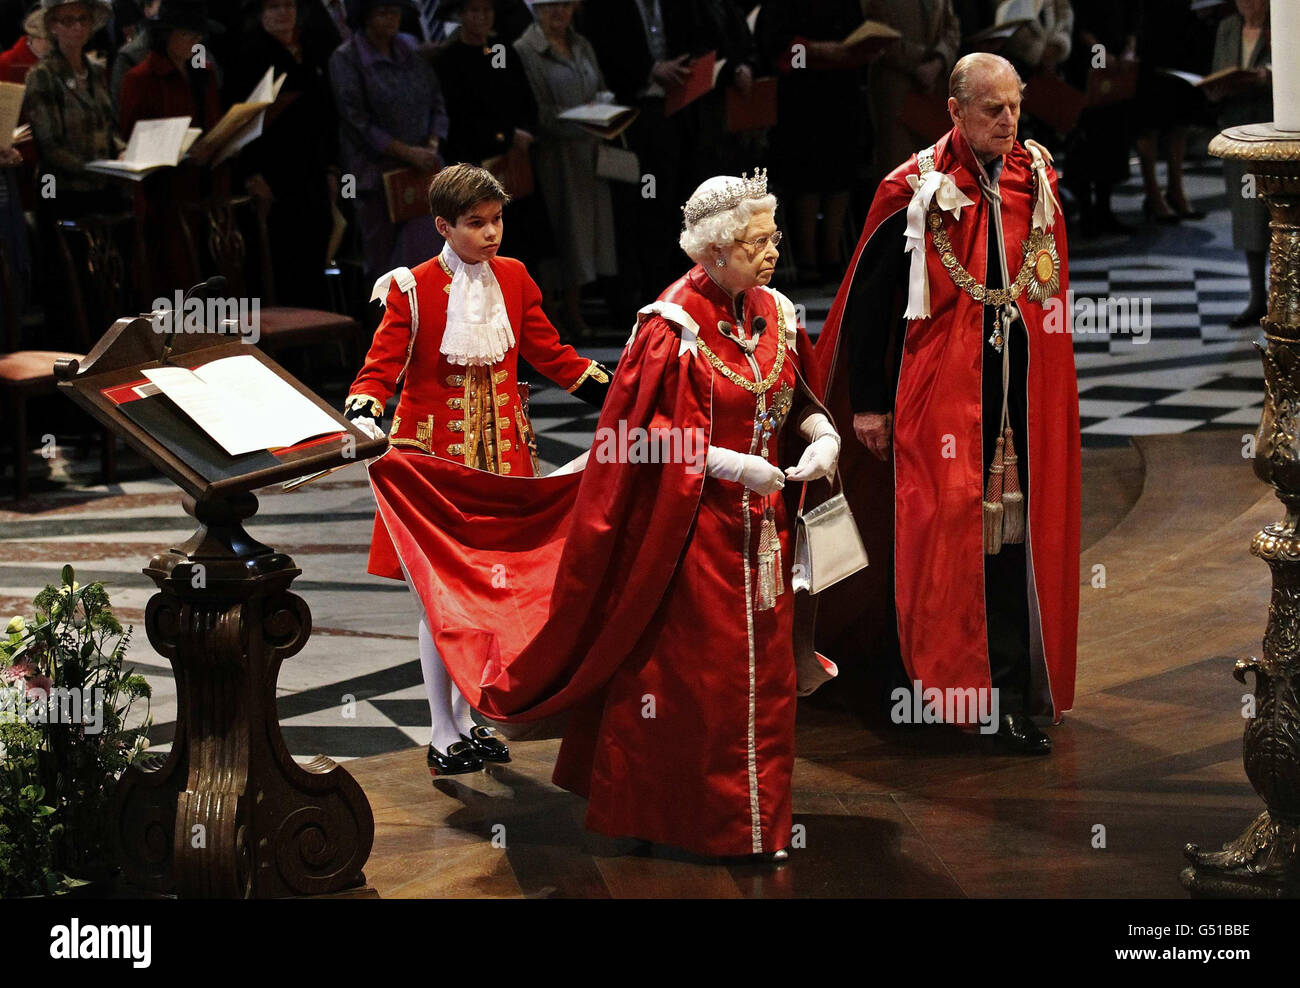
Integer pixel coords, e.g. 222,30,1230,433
142,353,343,457
557,101,639,140
187,65,287,166
85,115,200,179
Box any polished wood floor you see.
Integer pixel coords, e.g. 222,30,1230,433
347,432,1271,897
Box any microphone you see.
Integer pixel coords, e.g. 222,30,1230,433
184,274,227,302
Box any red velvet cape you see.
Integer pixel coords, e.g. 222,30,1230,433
814,127,1080,718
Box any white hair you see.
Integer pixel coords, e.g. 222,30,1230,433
679,187,779,263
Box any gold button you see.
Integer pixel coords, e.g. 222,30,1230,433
445,374,464,387
447,443,464,456
446,397,463,409
447,420,465,432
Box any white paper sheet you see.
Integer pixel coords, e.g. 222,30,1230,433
144,354,342,456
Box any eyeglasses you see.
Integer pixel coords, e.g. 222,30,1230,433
734,230,782,252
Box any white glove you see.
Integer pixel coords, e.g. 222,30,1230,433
786,411,840,482
351,417,385,441
786,435,839,482
706,445,785,495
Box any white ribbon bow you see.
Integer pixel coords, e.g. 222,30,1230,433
1025,139,1061,233
440,242,515,366
903,170,975,319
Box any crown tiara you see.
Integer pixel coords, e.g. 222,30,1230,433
682,169,769,227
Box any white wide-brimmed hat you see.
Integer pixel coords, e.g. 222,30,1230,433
34,0,112,33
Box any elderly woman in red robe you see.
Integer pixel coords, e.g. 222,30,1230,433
367,170,843,860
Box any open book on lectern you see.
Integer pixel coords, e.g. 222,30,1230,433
140,353,341,457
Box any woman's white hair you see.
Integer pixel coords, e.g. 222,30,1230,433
679,177,778,263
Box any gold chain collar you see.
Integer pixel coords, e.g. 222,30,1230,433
919,147,1060,308
694,297,788,395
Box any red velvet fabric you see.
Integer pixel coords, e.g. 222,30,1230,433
814,127,1080,719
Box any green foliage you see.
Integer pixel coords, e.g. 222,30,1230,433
0,568,153,897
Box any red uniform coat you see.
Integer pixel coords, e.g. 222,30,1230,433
366,266,826,856
815,126,1080,718
351,252,602,579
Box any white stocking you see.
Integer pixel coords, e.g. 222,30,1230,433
450,685,476,737
418,615,473,751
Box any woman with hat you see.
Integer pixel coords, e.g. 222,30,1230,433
117,0,220,137
19,0,118,350
513,0,615,339
226,0,341,307
328,0,447,285
20,0,116,217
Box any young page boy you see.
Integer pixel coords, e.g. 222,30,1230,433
345,163,610,776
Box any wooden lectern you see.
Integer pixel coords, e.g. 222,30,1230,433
55,304,385,898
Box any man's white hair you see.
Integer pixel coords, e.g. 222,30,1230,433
679,176,778,263
949,52,1024,105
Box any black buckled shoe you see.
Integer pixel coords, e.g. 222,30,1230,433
427,740,483,776
460,724,510,763
994,713,1052,756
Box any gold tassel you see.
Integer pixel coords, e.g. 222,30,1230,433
983,434,1005,555
756,512,781,611
1000,426,1024,544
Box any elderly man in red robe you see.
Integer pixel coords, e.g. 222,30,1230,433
815,52,1080,754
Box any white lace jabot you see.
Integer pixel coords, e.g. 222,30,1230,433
439,242,514,366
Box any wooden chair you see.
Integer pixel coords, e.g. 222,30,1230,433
0,215,119,501
178,196,362,374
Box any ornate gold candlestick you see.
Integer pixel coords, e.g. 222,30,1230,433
1182,124,1300,898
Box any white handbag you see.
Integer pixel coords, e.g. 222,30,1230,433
792,474,869,595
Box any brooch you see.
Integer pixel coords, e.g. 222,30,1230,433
1024,230,1060,304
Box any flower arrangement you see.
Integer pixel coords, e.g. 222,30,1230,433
0,566,152,897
